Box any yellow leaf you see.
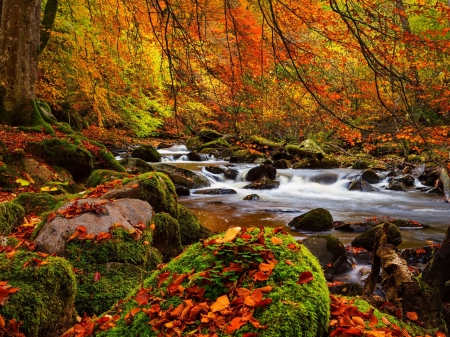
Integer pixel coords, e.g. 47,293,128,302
271,237,283,245
215,227,241,244
210,295,230,312
15,178,30,186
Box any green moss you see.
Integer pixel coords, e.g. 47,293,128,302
0,202,25,235
197,138,230,152
249,135,284,149
99,150,127,172
198,128,223,141
96,227,330,337
125,172,179,218
185,136,204,150
152,212,183,262
292,155,339,169
13,192,58,215
65,226,161,315
55,122,75,134
176,204,212,245
288,208,334,231
86,169,130,188
230,149,268,163
0,251,76,337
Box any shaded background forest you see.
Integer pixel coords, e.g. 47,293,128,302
38,0,450,157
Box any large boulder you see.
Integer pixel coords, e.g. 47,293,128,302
85,169,131,188
19,158,76,190
34,198,153,256
246,164,277,181
152,212,183,262
92,227,330,337
361,169,380,184
177,204,213,245
351,223,402,251
288,208,334,231
102,172,180,218
131,145,161,162
151,163,210,189
119,157,154,174
0,251,77,337
292,155,339,169
229,149,268,163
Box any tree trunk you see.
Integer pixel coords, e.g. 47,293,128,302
40,0,58,54
0,0,41,126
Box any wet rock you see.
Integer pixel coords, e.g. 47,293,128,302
328,282,364,296
274,159,291,169
193,188,237,195
361,169,380,184
351,223,402,251
120,157,154,174
292,155,339,169
205,166,226,174
386,178,406,191
151,163,210,189
243,194,260,201
348,177,376,192
34,198,153,256
131,145,161,162
185,136,204,150
309,173,339,185
303,234,349,275
246,164,277,181
175,184,190,196
230,149,268,163
243,178,280,190
288,208,334,231
401,245,437,265
152,212,183,262
224,168,239,180
187,151,209,161
333,221,375,232
402,174,415,187
198,128,223,141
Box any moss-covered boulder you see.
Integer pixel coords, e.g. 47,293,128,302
85,169,131,188
13,192,59,215
197,138,230,152
351,223,402,251
230,149,268,163
102,172,179,218
120,158,154,174
292,155,339,169
65,226,162,315
0,251,77,337
249,135,284,149
361,169,380,184
274,159,291,169
151,163,210,189
198,128,223,141
243,178,280,190
94,227,330,337
0,201,25,235
177,204,212,245
151,212,183,262
185,136,204,150
288,208,334,231
131,145,161,163
246,164,277,181
26,138,93,179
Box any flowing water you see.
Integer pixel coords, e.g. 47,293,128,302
158,145,450,249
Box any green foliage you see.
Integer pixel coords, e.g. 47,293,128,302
65,226,161,315
0,202,25,235
13,192,59,215
86,169,130,188
0,251,77,337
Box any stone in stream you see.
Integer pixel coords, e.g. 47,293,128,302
243,194,260,201
385,178,406,191
361,168,380,184
351,223,402,251
348,177,376,192
193,188,237,195
245,164,277,181
187,151,209,161
131,145,161,162
309,172,339,185
151,163,210,189
288,208,334,231
243,178,280,190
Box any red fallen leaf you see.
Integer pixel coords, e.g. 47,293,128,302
8,287,20,294
135,289,149,306
297,271,314,284
47,212,56,222
368,314,378,327
273,227,286,234
0,315,4,329
406,311,418,321
253,271,270,281
96,232,112,242
436,333,446,337
255,298,272,307
225,317,247,334
256,285,273,293
287,242,301,251
210,295,229,312
94,271,101,282
239,233,253,241
0,287,9,299
158,271,170,288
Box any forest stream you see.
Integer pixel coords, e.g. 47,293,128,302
158,145,450,249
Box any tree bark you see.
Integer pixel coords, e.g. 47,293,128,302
40,0,58,54
0,0,41,126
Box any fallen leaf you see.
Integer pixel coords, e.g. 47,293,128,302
225,317,247,334
297,271,314,284
210,295,229,312
215,227,241,244
94,272,101,282
381,316,391,325
0,315,4,329
271,236,283,245
406,311,418,321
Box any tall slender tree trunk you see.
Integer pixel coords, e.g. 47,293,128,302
0,0,41,126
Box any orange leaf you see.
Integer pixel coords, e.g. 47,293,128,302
0,315,4,329
271,236,283,245
94,271,101,282
351,316,365,329
225,317,247,334
210,295,229,312
47,212,56,222
96,232,112,242
368,314,378,327
132,184,139,188
381,316,391,325
406,311,418,321
253,271,270,281
297,271,314,284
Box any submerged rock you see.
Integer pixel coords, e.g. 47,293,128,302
289,208,334,231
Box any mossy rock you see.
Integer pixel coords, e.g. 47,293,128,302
99,149,127,172
230,149,268,163
86,169,131,188
120,158,154,174
177,204,212,245
95,227,330,337
152,212,183,262
151,163,210,189
197,138,230,152
249,135,284,149
197,128,223,141
243,178,280,190
352,158,387,170
26,138,93,178
292,155,339,169
65,226,162,316
103,172,179,218
0,251,77,337
0,201,25,235
131,145,162,163
288,208,334,231
351,223,402,251
361,169,380,184
303,235,348,275
185,136,204,150
13,192,58,215
0,162,21,189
